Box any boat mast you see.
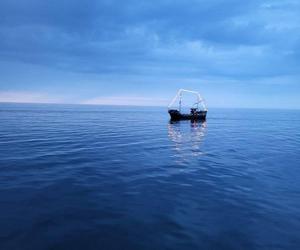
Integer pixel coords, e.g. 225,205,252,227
179,92,182,112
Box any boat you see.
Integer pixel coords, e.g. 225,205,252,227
168,89,207,121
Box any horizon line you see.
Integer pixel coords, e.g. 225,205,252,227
1,101,300,111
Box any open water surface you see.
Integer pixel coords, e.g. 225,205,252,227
0,103,300,249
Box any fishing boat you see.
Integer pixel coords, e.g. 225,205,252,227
168,89,207,121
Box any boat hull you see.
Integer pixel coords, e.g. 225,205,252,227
168,109,207,121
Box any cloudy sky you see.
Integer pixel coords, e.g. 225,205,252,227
0,0,299,108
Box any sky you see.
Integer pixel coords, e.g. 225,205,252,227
0,0,299,108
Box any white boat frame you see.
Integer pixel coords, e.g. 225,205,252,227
168,89,207,112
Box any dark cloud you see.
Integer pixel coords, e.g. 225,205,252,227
0,0,299,78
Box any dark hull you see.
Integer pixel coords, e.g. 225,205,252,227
169,110,207,121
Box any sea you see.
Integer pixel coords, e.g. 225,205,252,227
0,103,300,250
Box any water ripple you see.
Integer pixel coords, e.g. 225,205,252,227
0,104,300,249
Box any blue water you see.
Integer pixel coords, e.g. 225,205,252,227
0,103,300,250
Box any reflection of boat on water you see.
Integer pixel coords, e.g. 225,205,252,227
168,89,207,121
168,120,207,159
168,120,207,144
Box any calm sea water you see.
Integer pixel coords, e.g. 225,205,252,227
0,103,300,250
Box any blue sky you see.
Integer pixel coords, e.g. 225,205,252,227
0,0,299,108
